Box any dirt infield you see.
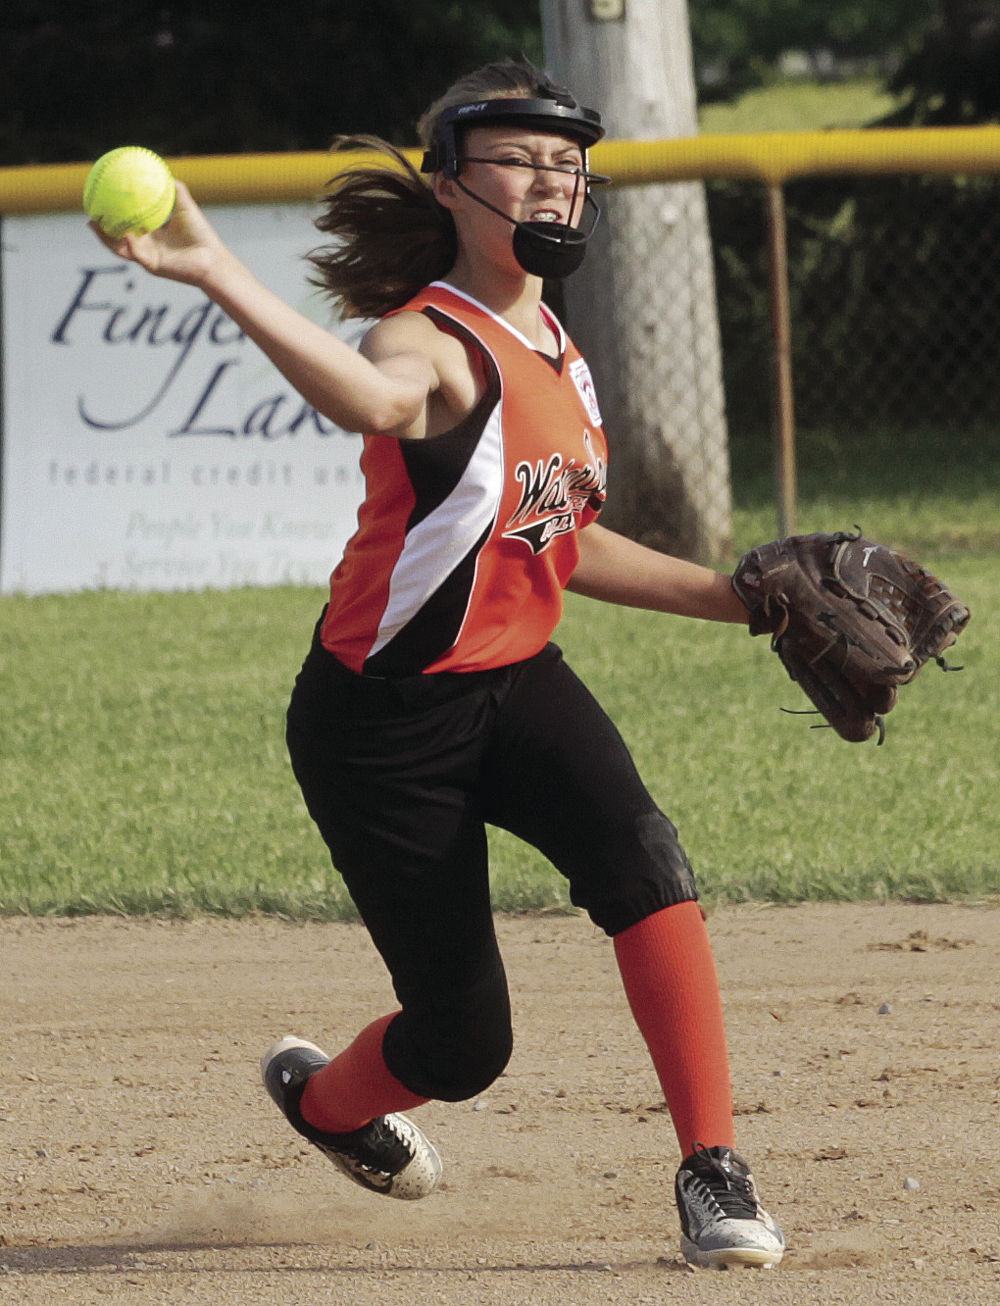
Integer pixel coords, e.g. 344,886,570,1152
4,903,1000,1305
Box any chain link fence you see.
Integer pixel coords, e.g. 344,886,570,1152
2,140,999,564
708,172,1000,434
560,177,734,560
701,170,1000,541
563,149,1000,556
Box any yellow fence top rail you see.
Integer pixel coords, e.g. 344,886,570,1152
3,127,1000,215
603,126,1000,185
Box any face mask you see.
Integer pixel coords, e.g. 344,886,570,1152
420,93,609,279
452,160,605,279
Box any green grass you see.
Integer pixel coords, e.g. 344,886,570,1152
552,550,997,906
698,76,898,134
0,587,347,920
729,423,1000,557
3,76,988,921
1,459,996,919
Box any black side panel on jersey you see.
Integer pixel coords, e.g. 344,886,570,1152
362,305,502,677
399,307,501,530
363,521,493,677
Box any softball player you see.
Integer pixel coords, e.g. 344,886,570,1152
92,58,783,1271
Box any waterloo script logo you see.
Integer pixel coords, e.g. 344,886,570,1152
503,432,607,554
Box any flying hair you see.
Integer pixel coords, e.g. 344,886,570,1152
308,61,588,318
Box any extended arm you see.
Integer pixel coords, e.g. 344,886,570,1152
567,522,749,624
91,181,439,436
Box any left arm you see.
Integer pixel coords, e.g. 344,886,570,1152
566,522,749,624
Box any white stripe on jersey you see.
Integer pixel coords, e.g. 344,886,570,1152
368,394,505,659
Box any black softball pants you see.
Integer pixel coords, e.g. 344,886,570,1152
285,621,698,1103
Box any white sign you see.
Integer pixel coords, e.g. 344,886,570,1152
0,205,368,593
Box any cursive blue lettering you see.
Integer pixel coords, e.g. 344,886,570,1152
169,360,238,437
52,265,345,443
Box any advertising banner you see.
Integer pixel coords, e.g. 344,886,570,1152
1,204,367,594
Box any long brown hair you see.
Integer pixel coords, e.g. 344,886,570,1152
308,60,573,319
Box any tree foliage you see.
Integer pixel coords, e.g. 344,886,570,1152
689,0,1000,126
5,1,1000,164
689,0,938,99
885,0,1000,123
1,0,541,165
692,0,935,64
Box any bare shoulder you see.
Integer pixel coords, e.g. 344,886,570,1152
361,310,466,369
362,309,481,437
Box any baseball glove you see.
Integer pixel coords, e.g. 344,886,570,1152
731,529,971,744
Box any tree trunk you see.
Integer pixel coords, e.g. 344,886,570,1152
541,0,733,561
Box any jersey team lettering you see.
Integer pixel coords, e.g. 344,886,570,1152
503,436,608,554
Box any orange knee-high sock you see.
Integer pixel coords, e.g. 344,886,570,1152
299,1013,429,1134
613,901,735,1159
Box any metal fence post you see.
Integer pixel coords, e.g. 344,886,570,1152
766,182,798,536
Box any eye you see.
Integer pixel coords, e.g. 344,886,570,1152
545,156,584,175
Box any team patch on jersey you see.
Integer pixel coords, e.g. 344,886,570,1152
568,357,603,426
502,434,607,555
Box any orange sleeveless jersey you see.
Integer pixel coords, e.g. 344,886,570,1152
320,282,608,676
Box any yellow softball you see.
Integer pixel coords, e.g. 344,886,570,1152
83,146,176,238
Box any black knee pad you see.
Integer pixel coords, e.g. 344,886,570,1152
383,983,514,1102
575,810,700,936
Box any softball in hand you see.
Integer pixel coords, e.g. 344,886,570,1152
83,146,176,238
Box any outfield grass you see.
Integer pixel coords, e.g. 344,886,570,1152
729,423,1000,557
3,78,990,920
1,465,995,918
698,76,898,134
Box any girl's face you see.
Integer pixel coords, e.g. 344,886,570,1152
434,125,588,274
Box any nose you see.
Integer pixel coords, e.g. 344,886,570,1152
530,165,571,197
